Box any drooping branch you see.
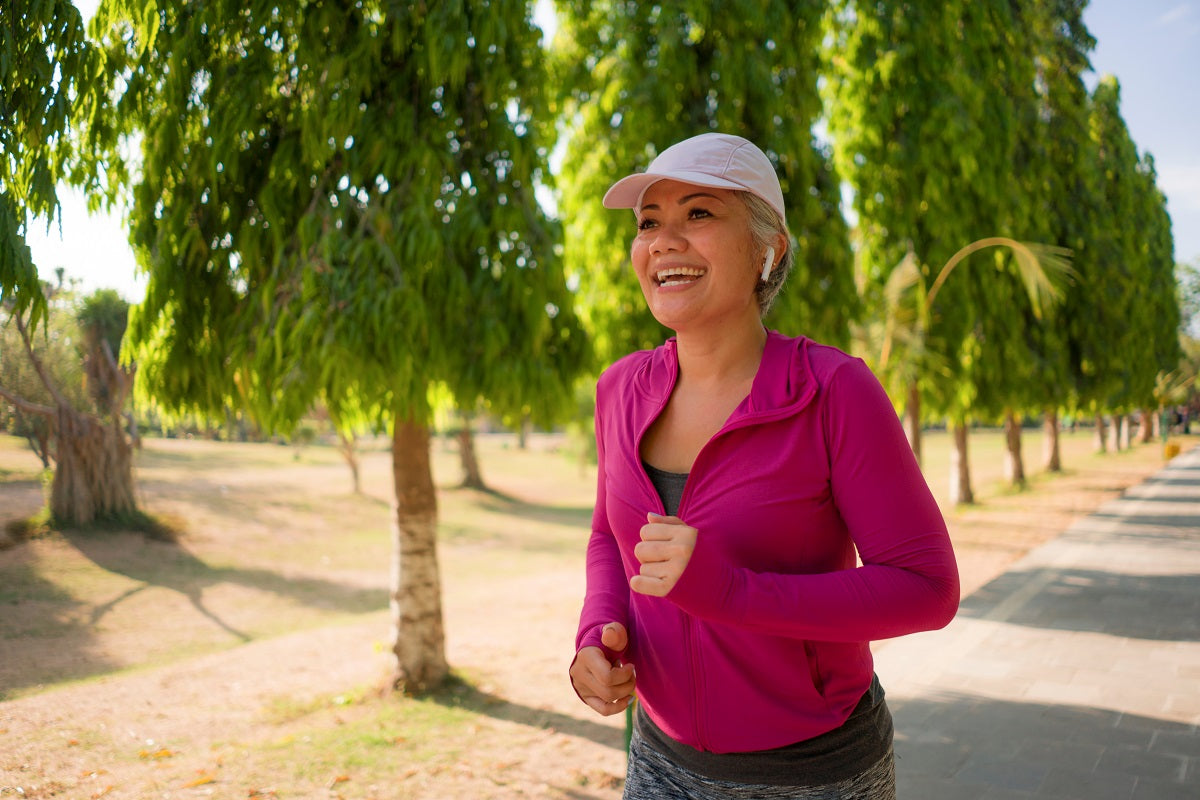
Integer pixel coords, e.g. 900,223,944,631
0,382,56,418
14,310,70,409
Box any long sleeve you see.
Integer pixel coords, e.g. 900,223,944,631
667,358,959,642
574,401,632,658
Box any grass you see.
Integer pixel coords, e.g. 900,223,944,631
0,426,1194,798
0,425,1185,696
0,431,597,702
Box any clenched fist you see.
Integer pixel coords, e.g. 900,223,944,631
631,512,697,597
570,622,636,716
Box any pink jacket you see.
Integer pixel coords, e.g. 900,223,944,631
576,331,959,753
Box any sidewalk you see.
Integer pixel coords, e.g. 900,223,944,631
875,444,1200,799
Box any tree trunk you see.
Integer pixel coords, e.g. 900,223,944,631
517,414,531,451
1137,409,1153,444
337,430,361,494
12,313,138,525
50,407,136,525
1118,414,1131,450
1043,409,1062,473
457,417,485,490
1094,414,1107,453
949,420,974,505
1107,414,1122,452
1003,410,1026,487
903,380,922,465
390,417,448,693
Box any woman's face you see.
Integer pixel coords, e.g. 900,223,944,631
631,180,764,332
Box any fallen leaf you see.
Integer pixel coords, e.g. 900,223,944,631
67,739,80,746
327,774,350,788
181,771,215,788
138,748,175,760
90,787,114,798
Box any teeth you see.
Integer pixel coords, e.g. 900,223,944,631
656,267,705,286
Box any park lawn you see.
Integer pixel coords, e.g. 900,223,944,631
0,426,1192,798
0,425,1182,698
0,431,594,700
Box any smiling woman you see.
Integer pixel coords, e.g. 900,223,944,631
569,132,960,800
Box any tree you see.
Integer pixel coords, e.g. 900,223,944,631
1069,77,1180,451
95,0,587,691
553,0,856,369
1,284,138,523
1019,0,1098,472
1,283,88,467
855,237,1070,496
1179,259,1200,333
827,0,1061,503
1,1,122,325
1,2,138,524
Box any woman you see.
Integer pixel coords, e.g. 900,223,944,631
569,132,959,799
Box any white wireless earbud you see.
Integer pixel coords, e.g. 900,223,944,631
761,246,776,282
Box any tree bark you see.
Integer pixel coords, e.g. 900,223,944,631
1043,409,1062,472
50,407,136,524
1118,414,1131,450
903,380,922,465
1137,409,1152,443
1094,414,1107,453
517,414,531,451
390,417,448,693
1106,414,1122,452
10,313,138,525
337,430,361,494
1003,410,1026,487
457,418,485,490
949,420,974,505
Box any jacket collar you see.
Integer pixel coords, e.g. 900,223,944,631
634,330,819,421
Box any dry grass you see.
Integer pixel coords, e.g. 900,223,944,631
0,427,1193,799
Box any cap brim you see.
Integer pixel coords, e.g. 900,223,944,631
602,170,749,210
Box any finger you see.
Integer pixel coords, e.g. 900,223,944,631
630,573,669,597
636,540,692,565
601,622,628,652
608,662,635,688
634,540,668,564
575,662,635,700
583,693,634,717
639,522,680,542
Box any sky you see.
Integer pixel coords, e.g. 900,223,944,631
24,0,1200,304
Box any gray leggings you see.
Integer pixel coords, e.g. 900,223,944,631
622,728,897,800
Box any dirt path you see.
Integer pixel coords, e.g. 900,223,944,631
1,436,1190,799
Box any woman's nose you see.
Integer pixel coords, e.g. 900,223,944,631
649,222,687,254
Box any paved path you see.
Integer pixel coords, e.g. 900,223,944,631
876,444,1200,799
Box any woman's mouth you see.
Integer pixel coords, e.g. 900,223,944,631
655,266,706,287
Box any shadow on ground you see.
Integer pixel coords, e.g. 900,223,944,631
957,567,1200,642
891,692,1198,799
428,675,626,753
0,528,386,697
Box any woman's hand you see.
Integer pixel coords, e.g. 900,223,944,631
631,512,698,597
570,622,636,716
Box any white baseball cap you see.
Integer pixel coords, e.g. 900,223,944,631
602,132,786,224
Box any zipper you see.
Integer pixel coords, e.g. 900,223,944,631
635,344,805,753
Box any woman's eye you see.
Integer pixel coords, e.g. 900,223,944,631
688,207,712,219
636,218,657,231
